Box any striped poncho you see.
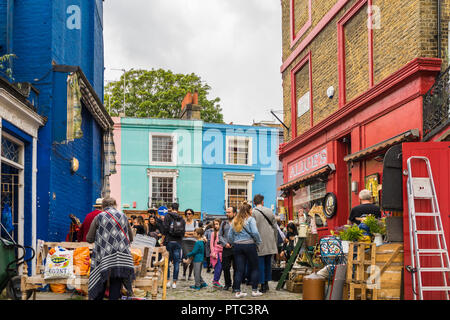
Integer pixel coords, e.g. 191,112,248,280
87,208,135,300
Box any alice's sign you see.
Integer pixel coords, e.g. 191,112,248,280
288,147,328,181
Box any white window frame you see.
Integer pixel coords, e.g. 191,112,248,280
147,169,178,208
223,172,254,208
0,131,25,259
149,132,177,166
225,136,253,166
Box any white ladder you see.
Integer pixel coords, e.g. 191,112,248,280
406,156,450,300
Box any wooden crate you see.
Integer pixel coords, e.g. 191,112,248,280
346,242,378,300
374,243,404,300
286,280,302,293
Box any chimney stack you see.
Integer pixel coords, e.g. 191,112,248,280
180,90,201,120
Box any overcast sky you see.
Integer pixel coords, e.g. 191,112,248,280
103,0,283,125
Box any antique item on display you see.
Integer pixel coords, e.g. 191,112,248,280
365,173,380,206
302,272,325,300
308,203,327,226
323,192,337,219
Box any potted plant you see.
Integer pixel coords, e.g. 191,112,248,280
333,225,364,253
363,215,386,246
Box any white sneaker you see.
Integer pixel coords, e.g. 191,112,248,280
188,276,193,281
252,290,263,297
235,292,247,298
166,281,171,288
172,282,177,289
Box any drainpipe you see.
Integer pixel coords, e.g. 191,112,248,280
437,0,442,59
6,0,14,72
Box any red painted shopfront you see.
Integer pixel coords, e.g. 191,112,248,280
279,57,442,239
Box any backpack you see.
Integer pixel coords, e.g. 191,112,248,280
169,215,186,237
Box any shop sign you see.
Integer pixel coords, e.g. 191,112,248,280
288,147,328,181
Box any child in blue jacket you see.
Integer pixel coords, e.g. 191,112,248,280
183,227,208,290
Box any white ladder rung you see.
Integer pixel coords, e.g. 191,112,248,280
421,286,450,291
419,267,450,272
413,212,440,217
417,249,448,254
416,230,443,235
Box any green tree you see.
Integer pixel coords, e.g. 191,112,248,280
104,68,223,123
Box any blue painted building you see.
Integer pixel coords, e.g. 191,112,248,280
0,0,113,268
201,122,281,216
111,103,281,218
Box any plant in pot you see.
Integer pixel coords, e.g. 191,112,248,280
335,225,364,253
363,215,386,246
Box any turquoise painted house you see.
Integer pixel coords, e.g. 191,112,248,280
111,117,203,213
110,103,281,216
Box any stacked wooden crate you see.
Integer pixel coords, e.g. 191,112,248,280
374,243,404,300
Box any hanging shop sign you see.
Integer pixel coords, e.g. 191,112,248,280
323,192,337,219
288,147,328,181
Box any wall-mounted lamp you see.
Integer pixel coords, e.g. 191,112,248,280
351,181,358,194
71,157,79,173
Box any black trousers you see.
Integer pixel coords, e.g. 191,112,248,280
93,277,123,300
222,247,236,287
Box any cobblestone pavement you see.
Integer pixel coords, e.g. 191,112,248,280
2,266,302,301
164,267,301,301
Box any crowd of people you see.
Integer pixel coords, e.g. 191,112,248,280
127,194,291,298
75,193,297,300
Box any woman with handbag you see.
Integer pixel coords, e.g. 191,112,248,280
86,197,135,300
227,201,263,298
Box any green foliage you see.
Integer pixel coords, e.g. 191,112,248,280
338,225,364,241
0,54,16,80
104,68,224,123
364,215,386,235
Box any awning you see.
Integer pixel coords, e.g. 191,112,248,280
278,163,336,191
344,129,420,162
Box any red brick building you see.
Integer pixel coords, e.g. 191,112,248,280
278,0,450,299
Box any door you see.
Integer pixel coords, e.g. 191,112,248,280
402,142,450,300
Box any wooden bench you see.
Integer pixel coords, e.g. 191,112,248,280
21,241,169,300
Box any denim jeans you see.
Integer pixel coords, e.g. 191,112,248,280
167,241,182,281
258,255,272,284
213,254,222,282
232,243,259,291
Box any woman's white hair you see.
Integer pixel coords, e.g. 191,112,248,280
359,189,373,201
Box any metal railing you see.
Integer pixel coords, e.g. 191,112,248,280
423,65,450,140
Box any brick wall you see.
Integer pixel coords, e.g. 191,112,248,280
281,0,450,142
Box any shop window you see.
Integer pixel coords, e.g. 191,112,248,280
292,181,327,222
226,136,252,166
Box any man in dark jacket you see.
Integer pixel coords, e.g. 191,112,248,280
162,203,185,289
218,206,237,291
